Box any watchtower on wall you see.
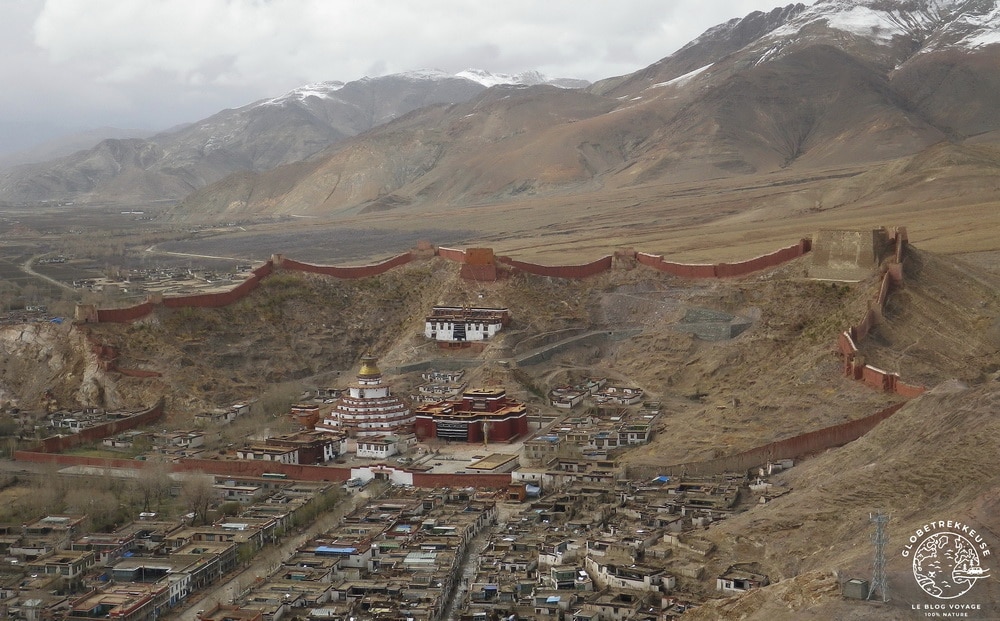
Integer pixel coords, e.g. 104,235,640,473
460,248,498,282
808,229,889,281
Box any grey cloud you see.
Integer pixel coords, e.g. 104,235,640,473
0,0,814,155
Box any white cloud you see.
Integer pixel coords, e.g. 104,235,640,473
1,0,812,153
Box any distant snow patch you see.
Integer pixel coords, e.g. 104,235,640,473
457,68,547,87
258,81,345,107
650,63,713,89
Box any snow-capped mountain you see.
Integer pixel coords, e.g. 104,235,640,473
168,0,1000,222
455,68,590,89
0,69,588,204
744,0,1000,66
254,69,588,109
257,81,346,106
5,0,1000,211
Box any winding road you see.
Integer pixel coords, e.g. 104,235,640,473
20,254,76,293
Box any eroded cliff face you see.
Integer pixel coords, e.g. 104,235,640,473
0,322,121,411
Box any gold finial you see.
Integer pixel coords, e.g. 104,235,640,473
358,354,381,378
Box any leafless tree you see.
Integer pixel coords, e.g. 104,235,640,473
134,459,173,512
180,472,216,525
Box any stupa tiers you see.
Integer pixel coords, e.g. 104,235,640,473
315,355,413,437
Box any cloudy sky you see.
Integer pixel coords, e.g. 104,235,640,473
1,0,810,155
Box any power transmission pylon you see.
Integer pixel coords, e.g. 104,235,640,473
868,510,889,602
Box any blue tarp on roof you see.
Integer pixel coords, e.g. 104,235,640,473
654,475,670,483
546,596,561,603
315,546,357,555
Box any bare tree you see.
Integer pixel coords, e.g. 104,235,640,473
65,487,121,532
134,459,173,512
180,472,216,525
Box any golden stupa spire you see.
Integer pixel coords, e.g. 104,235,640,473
358,353,381,378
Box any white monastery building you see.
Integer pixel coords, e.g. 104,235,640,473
424,306,510,343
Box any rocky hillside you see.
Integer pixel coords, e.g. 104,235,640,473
4,239,1000,619
5,243,996,461
682,378,1000,620
0,71,584,206
165,0,1000,222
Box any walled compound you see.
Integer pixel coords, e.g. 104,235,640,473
3,227,941,620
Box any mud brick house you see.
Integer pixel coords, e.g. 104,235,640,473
717,563,770,593
262,430,340,464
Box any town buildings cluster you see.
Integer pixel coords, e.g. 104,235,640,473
0,477,335,621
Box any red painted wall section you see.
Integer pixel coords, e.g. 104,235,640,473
12,450,513,488
497,256,613,279
84,240,816,324
29,398,165,454
636,253,716,278
635,240,809,279
412,472,511,489
836,228,925,398
280,253,414,279
635,401,907,478
435,247,467,263
895,381,926,398
853,310,877,343
460,264,499,282
96,301,155,323
94,264,276,322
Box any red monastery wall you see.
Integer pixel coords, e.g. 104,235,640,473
435,247,467,263
836,227,924,398
95,301,155,323
635,401,906,478
635,239,810,279
411,472,512,489
12,450,512,488
497,255,613,279
279,253,414,279
29,398,165,454
83,239,817,323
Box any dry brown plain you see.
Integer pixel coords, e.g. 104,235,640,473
145,143,1000,271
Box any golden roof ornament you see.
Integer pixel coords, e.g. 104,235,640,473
358,354,381,378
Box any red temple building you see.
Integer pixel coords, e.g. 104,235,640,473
414,388,528,443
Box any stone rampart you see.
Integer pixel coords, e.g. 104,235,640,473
629,401,906,478
837,227,924,398
636,239,810,278
279,253,414,279
81,239,817,323
496,255,614,279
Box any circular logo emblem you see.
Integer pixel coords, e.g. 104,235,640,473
912,531,990,599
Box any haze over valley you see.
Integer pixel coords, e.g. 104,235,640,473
1,2,1000,620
